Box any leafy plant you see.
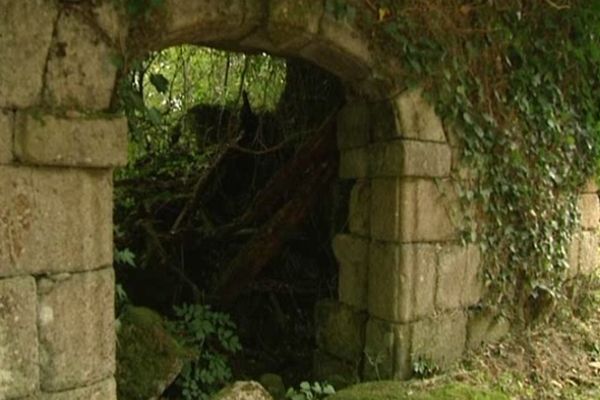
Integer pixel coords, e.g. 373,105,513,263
286,381,335,400
170,303,242,400
412,357,440,379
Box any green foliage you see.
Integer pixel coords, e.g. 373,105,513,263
286,381,336,400
412,357,440,379
170,303,242,400
116,46,286,162
331,1,600,318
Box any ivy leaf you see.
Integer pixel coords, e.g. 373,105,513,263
150,73,170,94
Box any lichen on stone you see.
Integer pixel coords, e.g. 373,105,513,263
328,381,508,400
116,305,195,400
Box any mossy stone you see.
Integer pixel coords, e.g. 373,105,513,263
116,305,194,400
328,381,509,400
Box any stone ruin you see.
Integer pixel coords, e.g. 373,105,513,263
0,1,598,398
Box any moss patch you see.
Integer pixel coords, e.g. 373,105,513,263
116,305,194,400
329,382,508,400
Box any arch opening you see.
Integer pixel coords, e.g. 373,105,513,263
114,43,352,398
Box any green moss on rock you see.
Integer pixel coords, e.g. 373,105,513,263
116,305,194,400
328,381,508,400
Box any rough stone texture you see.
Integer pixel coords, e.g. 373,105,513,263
333,234,369,310
313,350,359,389
462,245,483,306
368,242,436,323
348,180,370,236
363,318,396,380
15,113,128,168
0,166,113,278
266,1,323,51
393,88,447,142
466,309,510,350
0,276,38,399
567,231,582,278
0,110,13,164
0,0,58,108
579,231,599,275
339,147,369,179
38,269,115,391
370,140,451,178
92,1,127,44
44,11,118,111
162,0,253,47
337,102,371,150
32,378,116,400
578,194,600,230
213,381,273,400
370,178,457,243
583,179,598,194
436,244,482,311
411,311,467,370
307,14,372,81
363,318,412,380
315,300,367,362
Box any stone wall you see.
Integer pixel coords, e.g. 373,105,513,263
315,89,482,381
0,0,598,398
0,1,126,398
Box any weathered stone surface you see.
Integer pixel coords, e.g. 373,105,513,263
436,244,482,311
411,311,467,370
0,276,38,399
370,140,451,178
337,102,371,150
579,231,599,275
93,1,127,44
0,166,113,277
466,309,510,350
34,378,116,400
363,318,411,380
578,194,600,230
394,88,446,142
567,231,582,278
44,12,118,110
368,242,436,323
363,318,395,380
315,300,367,362
213,381,273,400
38,269,115,391
0,110,13,164
313,350,358,390
463,245,483,306
333,234,369,310
583,179,599,194
309,14,372,81
0,0,58,108
348,180,370,236
117,306,191,400
266,1,323,51
370,178,457,243
15,113,128,168
339,147,369,179
161,0,253,46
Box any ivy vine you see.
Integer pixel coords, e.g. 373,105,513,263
328,0,600,319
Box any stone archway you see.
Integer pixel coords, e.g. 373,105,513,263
0,1,483,398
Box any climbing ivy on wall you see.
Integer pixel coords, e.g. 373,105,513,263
328,0,600,318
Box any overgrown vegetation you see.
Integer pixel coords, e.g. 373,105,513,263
325,0,600,319
114,42,344,398
113,0,600,397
